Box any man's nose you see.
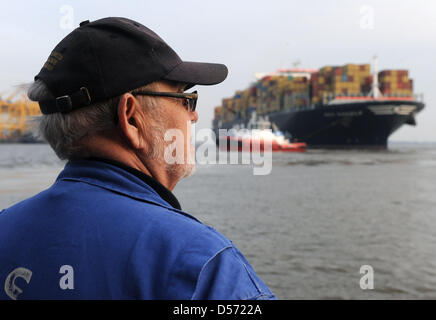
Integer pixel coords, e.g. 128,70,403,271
190,111,198,123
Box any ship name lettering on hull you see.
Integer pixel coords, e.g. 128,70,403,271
324,111,363,117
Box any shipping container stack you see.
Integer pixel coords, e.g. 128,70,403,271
310,66,334,105
262,76,280,113
247,86,258,118
257,75,310,112
232,90,243,122
243,89,251,120
310,63,371,104
220,98,235,123
256,77,268,115
216,74,312,124
214,106,222,120
332,64,370,97
282,76,310,110
378,70,413,97
268,76,284,112
361,75,373,95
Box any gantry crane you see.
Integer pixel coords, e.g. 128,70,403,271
0,85,41,142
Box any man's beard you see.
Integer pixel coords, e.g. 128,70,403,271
146,124,196,182
182,143,196,178
143,124,166,160
164,141,196,180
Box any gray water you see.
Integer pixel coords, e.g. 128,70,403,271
1,143,436,299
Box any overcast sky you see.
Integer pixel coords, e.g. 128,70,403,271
1,0,435,141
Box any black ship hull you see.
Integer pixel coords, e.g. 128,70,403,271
213,100,425,148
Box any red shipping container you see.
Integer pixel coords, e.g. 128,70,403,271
396,70,408,77
397,82,412,89
348,75,354,82
365,76,373,85
249,87,257,96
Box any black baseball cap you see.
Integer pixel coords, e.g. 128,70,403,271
35,17,228,114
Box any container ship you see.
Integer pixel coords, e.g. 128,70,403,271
212,58,425,148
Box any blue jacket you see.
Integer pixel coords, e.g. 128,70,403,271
0,159,275,300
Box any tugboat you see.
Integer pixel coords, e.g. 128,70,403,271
219,114,306,152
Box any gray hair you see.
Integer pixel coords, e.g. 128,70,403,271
28,80,161,160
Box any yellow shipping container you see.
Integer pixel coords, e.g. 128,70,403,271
333,83,361,91
270,97,281,112
312,96,320,104
233,98,242,111
256,103,262,115
379,76,398,83
333,83,361,89
248,96,257,105
320,66,333,74
360,64,370,71
390,89,412,94
225,112,235,122
344,64,358,73
214,106,222,116
241,90,250,110
332,75,343,83
315,90,332,99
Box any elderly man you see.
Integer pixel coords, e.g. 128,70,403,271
0,17,275,300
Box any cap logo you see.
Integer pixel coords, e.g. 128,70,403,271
43,51,63,71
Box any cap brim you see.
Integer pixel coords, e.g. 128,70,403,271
163,61,228,90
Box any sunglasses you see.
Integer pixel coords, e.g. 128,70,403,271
132,90,198,112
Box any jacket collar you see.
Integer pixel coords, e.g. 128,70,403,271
84,157,181,210
56,159,198,221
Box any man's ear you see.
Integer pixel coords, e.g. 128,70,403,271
117,93,145,149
